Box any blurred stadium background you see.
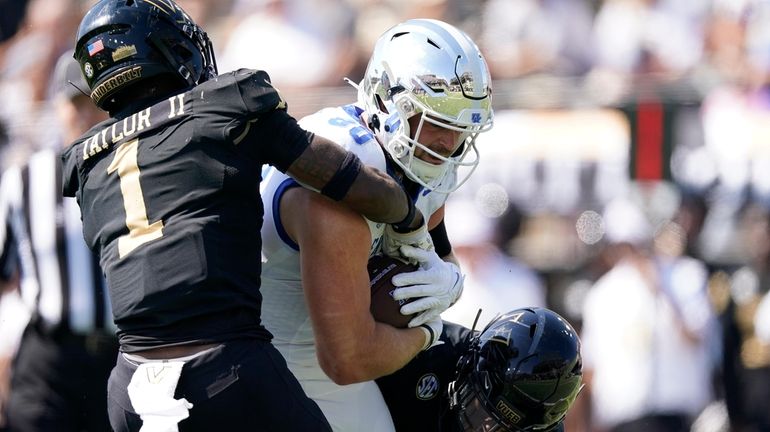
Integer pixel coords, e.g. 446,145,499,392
2,0,770,431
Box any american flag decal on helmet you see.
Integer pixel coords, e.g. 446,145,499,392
87,40,104,56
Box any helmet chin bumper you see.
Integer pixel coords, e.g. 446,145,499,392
409,157,450,186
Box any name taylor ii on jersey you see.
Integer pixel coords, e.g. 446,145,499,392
81,94,187,161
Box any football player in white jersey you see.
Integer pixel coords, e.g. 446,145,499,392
260,19,493,431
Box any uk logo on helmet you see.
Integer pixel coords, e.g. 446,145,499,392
471,112,482,123
415,373,440,400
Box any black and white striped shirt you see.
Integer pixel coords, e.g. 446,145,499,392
0,148,115,335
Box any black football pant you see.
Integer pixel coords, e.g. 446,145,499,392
4,321,118,431
108,339,332,432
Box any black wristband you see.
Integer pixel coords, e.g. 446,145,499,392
391,197,417,233
429,220,452,257
419,323,436,349
320,152,363,201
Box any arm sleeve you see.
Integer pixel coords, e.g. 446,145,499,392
319,150,362,201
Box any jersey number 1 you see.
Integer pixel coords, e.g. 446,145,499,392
107,138,164,258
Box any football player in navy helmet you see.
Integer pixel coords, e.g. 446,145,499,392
376,307,583,432
63,0,424,430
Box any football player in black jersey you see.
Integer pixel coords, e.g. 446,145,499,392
60,1,426,431
376,307,583,432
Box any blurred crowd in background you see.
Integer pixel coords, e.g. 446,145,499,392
1,0,770,431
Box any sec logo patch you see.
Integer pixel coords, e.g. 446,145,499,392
416,373,440,400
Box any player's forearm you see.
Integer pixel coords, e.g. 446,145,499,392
286,134,413,224
342,165,413,224
318,323,426,385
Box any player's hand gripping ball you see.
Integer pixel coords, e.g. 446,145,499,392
368,254,419,328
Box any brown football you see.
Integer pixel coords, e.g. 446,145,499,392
367,254,419,328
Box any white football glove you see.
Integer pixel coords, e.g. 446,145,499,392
391,245,464,328
419,316,444,351
381,222,435,265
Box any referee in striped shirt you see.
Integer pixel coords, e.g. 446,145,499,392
0,51,117,431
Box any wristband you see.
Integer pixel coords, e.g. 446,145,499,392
320,152,362,201
429,220,452,257
419,323,436,351
392,198,418,233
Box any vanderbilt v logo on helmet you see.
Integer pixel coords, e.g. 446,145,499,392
74,0,218,112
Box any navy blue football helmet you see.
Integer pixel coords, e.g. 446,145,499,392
74,0,217,111
449,307,583,431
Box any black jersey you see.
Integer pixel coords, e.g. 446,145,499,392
61,69,314,352
376,322,473,432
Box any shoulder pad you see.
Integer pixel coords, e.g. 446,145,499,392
195,69,285,117
232,69,285,114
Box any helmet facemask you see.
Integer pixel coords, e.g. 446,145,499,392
451,346,519,432
450,344,576,432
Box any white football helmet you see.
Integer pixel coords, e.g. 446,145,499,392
358,19,493,193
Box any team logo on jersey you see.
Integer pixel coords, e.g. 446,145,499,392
416,373,440,400
84,62,94,78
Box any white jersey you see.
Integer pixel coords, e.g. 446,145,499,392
260,104,455,431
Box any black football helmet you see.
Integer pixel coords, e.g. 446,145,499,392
74,0,217,112
448,307,583,432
